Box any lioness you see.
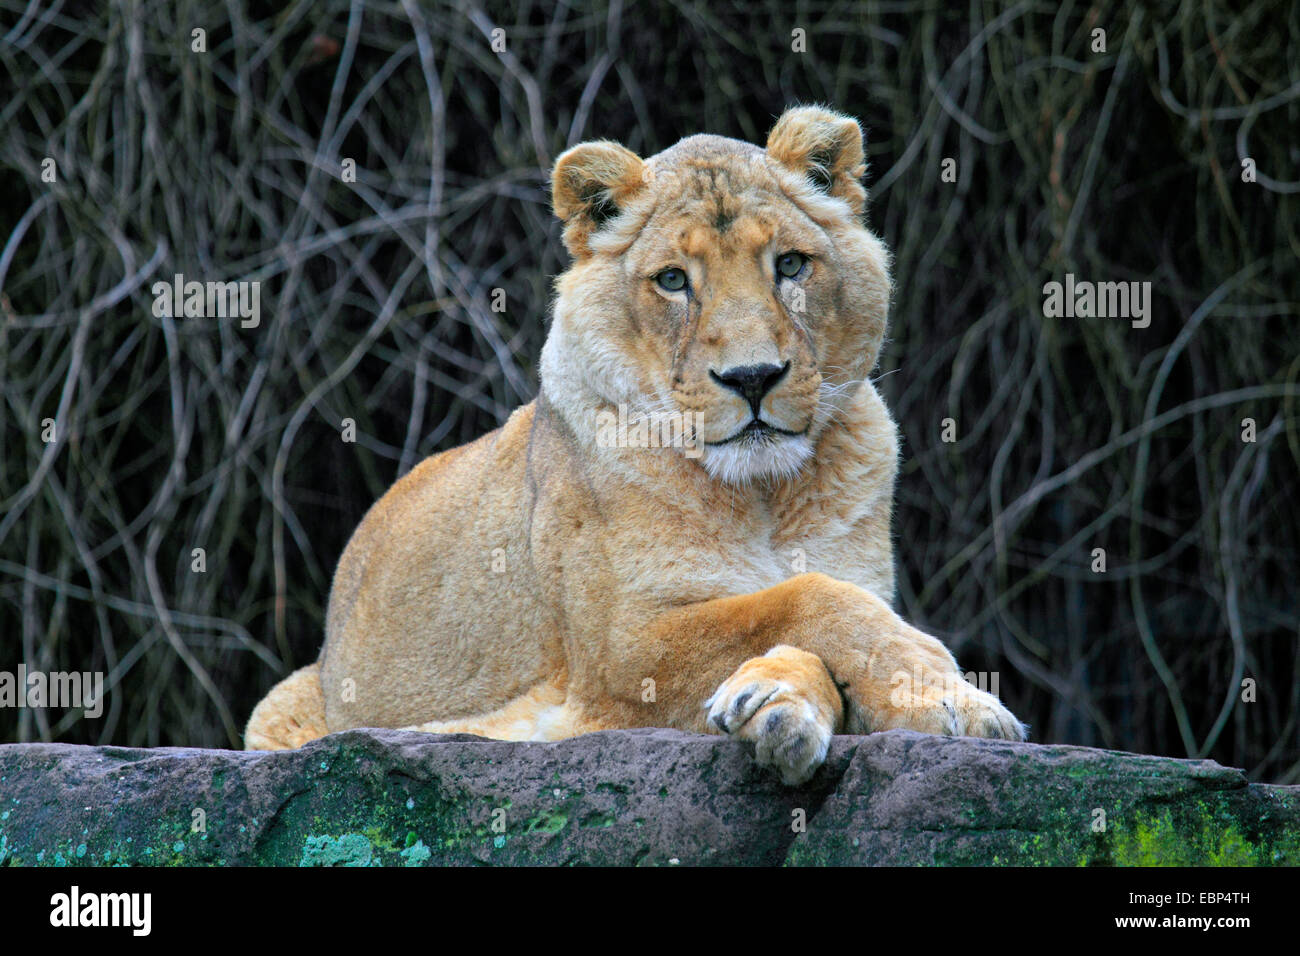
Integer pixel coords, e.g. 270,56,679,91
245,106,1026,784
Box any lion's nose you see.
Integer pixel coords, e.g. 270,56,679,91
709,361,790,415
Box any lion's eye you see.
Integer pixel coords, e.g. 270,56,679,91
656,268,688,293
776,252,807,279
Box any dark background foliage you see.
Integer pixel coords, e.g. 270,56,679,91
2,0,1297,781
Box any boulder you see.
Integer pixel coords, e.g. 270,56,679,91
0,728,1295,866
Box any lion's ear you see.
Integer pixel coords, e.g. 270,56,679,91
551,141,646,257
765,106,867,215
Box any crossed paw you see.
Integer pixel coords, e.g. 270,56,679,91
704,645,842,785
706,644,1026,786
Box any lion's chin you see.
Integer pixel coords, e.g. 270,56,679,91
698,433,815,485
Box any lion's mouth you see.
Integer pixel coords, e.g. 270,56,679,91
706,418,808,447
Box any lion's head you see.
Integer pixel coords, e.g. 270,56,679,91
542,106,892,485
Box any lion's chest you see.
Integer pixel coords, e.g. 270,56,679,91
609,492,893,607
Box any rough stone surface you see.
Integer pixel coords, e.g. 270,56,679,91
0,728,1296,866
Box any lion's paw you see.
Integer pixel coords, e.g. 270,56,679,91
705,646,842,785
880,676,1027,741
953,685,1028,740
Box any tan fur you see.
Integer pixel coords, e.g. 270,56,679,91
245,106,1026,784
243,662,328,751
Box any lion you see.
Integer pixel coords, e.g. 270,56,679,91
244,106,1026,784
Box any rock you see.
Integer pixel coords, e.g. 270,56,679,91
0,728,1295,866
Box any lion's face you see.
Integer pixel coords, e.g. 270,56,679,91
545,107,892,485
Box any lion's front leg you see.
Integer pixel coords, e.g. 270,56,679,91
628,572,1025,783
788,575,1026,742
